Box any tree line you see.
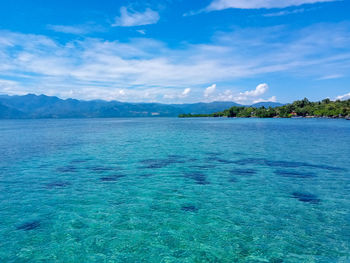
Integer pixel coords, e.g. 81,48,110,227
179,98,350,118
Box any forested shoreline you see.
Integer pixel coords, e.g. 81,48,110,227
179,98,350,119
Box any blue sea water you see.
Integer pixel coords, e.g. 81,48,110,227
0,118,349,262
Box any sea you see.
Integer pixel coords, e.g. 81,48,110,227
0,118,349,262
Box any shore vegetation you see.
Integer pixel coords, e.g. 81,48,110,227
179,98,350,119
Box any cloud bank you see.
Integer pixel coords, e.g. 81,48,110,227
202,83,276,104
206,0,337,11
336,92,350,100
0,22,349,102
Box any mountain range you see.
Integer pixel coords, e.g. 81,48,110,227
0,94,283,119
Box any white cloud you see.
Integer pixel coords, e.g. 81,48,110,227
204,84,216,97
253,96,277,104
263,8,306,17
112,7,160,27
206,0,337,10
317,74,343,80
240,83,268,97
201,84,276,104
335,92,350,100
182,88,191,96
137,29,146,35
47,24,104,35
228,83,271,104
47,25,88,35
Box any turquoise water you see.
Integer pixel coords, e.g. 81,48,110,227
0,118,349,262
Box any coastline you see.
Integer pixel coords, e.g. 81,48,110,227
179,98,350,119
179,115,350,119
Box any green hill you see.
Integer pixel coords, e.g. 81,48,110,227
179,98,350,119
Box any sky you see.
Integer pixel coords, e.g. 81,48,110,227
0,0,349,104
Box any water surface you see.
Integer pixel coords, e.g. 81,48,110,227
0,118,349,262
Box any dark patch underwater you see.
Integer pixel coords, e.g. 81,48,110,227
292,192,321,204
228,177,239,183
231,168,257,176
190,164,217,170
184,172,210,185
87,166,120,173
181,205,198,212
45,181,71,189
16,220,40,231
139,157,186,169
234,158,344,171
274,169,316,178
100,174,126,182
70,158,91,164
206,156,235,164
56,165,77,173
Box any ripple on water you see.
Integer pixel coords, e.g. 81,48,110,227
234,158,344,171
70,158,91,164
231,168,257,176
45,181,71,189
167,154,184,159
274,169,316,178
206,155,235,164
56,165,77,173
228,177,239,183
270,258,284,263
139,157,186,169
100,174,126,182
190,164,217,170
138,173,153,177
87,166,120,172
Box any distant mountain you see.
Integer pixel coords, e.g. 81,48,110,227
250,102,284,108
0,102,26,119
0,94,245,119
172,101,242,114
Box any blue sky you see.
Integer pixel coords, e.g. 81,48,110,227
0,0,349,103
